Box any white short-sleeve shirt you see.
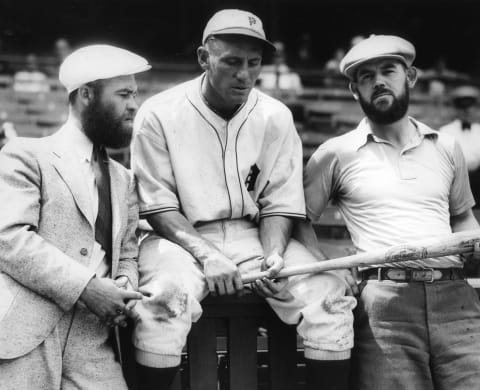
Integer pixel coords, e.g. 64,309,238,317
304,117,475,269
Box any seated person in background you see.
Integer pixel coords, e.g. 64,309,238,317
325,48,346,74
13,53,50,93
324,47,347,86
422,57,470,105
440,85,480,208
257,40,303,95
54,38,73,64
297,32,313,65
45,38,73,78
349,34,365,48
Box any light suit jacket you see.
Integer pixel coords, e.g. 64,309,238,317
0,123,139,359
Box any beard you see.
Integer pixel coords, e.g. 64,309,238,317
81,96,133,149
358,82,410,125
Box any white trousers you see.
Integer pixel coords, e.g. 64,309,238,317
133,219,356,368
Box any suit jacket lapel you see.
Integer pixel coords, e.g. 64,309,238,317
50,127,95,227
50,124,127,266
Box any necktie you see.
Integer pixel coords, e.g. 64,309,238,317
275,65,280,89
461,120,472,130
92,145,112,260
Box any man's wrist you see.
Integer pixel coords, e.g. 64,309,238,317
115,275,133,290
195,245,222,267
80,274,97,302
265,251,284,262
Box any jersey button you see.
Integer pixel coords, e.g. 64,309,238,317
80,248,88,256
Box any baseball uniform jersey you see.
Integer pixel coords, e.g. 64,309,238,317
131,74,306,225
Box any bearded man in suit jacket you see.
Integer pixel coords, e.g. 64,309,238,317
0,45,150,390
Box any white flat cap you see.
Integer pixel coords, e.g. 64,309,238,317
59,44,151,93
202,9,275,52
340,35,416,80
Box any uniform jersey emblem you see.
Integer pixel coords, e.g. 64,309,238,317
245,164,260,191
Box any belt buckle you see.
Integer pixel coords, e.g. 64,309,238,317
426,267,435,283
418,268,435,283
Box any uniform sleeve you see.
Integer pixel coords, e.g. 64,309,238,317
449,140,475,215
258,113,306,219
131,109,180,218
304,143,339,223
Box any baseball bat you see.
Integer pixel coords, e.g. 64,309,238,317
241,229,480,284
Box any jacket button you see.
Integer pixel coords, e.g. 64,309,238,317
80,248,88,256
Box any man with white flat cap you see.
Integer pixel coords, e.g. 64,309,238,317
0,44,150,389
303,34,480,389
440,85,480,207
131,8,356,390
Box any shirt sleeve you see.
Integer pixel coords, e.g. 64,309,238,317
258,113,306,219
449,139,475,215
304,143,339,223
131,109,180,218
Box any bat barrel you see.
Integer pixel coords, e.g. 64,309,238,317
241,230,480,284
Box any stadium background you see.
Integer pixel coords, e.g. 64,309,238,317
1,0,480,73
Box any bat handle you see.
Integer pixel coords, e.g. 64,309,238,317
241,270,270,284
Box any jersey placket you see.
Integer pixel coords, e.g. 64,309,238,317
223,120,243,219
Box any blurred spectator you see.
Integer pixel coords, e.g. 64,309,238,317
0,121,18,149
0,37,9,74
350,35,366,48
13,53,50,93
421,57,470,105
45,38,73,77
257,41,303,96
323,47,347,86
297,32,313,64
324,48,346,73
54,38,72,63
440,85,480,207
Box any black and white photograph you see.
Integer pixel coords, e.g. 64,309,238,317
1,1,480,389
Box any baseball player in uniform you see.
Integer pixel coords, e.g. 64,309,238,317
130,9,356,390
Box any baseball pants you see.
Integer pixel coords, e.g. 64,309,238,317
133,218,356,368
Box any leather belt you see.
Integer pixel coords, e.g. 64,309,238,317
361,267,465,283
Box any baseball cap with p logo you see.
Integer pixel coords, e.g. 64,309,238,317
202,9,276,52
